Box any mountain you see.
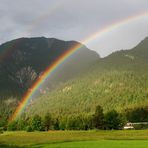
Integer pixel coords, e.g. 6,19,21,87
0,37,148,120
0,37,100,99
97,37,148,72
26,37,148,116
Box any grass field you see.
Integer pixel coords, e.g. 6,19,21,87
0,130,148,148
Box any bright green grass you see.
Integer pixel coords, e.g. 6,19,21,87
0,130,147,148
38,140,148,148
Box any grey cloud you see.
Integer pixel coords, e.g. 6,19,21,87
0,0,148,56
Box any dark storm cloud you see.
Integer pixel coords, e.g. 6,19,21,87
0,0,148,56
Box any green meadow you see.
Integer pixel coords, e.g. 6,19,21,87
0,130,148,148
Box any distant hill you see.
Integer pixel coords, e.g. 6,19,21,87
0,37,100,99
98,37,148,72
26,37,148,116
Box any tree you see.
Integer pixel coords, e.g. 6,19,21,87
17,117,29,130
104,110,124,130
43,113,52,131
30,115,43,131
0,115,7,129
0,127,4,134
66,116,76,130
7,120,18,131
59,117,67,130
93,105,104,129
53,118,60,130
26,125,33,132
125,106,148,122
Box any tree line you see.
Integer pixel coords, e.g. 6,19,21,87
0,105,148,132
6,106,124,131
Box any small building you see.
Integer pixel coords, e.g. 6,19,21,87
123,122,134,130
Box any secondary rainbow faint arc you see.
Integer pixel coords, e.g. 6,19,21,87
26,1,65,33
10,12,148,121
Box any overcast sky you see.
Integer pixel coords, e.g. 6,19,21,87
0,0,148,57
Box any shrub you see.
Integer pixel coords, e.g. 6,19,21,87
26,126,33,132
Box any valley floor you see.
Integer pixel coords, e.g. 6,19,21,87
0,130,148,148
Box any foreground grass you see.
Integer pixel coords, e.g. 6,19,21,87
0,130,148,148
41,140,148,148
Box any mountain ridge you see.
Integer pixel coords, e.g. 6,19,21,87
0,37,100,99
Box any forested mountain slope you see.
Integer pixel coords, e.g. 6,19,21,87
26,37,148,116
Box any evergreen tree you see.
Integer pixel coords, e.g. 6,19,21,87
43,113,52,131
104,110,123,130
93,105,104,129
31,115,43,131
53,118,60,130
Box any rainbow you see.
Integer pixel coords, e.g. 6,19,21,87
10,12,148,121
9,43,81,121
